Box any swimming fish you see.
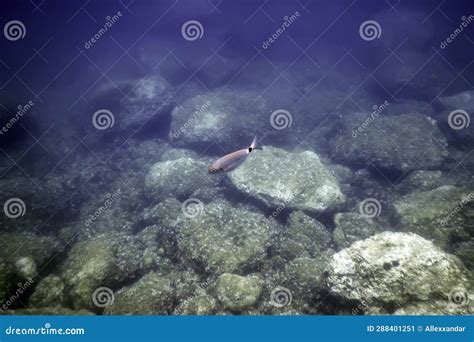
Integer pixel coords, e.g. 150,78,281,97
208,136,260,174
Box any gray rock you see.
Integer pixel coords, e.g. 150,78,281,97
277,211,333,260
216,273,263,310
330,113,448,172
169,90,268,149
326,232,473,310
333,213,382,249
176,199,275,273
281,257,328,301
0,232,60,304
394,185,473,247
145,157,217,198
396,170,443,194
230,146,345,212
105,272,175,315
29,275,67,308
174,292,216,315
59,232,143,309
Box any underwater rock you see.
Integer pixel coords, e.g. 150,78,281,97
393,300,473,315
393,185,473,247
169,90,268,150
105,272,174,315
326,232,473,310
280,257,328,302
60,232,143,310
145,157,217,198
176,199,275,274
230,146,345,212
440,90,474,113
0,308,95,315
333,213,382,249
395,170,443,194
276,211,333,260
90,74,172,134
0,232,60,304
215,273,263,310
29,275,68,308
174,292,216,315
330,113,448,172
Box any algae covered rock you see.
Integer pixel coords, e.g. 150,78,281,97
394,185,473,247
176,199,275,273
59,232,143,309
230,146,345,212
277,211,332,260
216,273,263,310
145,157,217,198
333,213,382,249
105,272,175,315
395,170,443,194
175,292,216,315
330,113,448,172
326,232,473,310
29,275,67,308
169,90,268,149
281,257,328,301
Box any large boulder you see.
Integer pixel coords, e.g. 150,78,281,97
229,146,345,212
215,273,263,310
326,232,473,312
169,90,268,149
59,232,143,310
0,233,60,305
105,272,175,315
333,213,382,249
330,113,448,172
145,157,217,198
175,199,276,274
276,211,333,260
393,185,473,247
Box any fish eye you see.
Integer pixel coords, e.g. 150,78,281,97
248,147,253,152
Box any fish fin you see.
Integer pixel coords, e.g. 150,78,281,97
249,135,262,151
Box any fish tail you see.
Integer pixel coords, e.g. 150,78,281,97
250,135,259,150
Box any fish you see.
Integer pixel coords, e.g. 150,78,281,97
208,136,260,174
